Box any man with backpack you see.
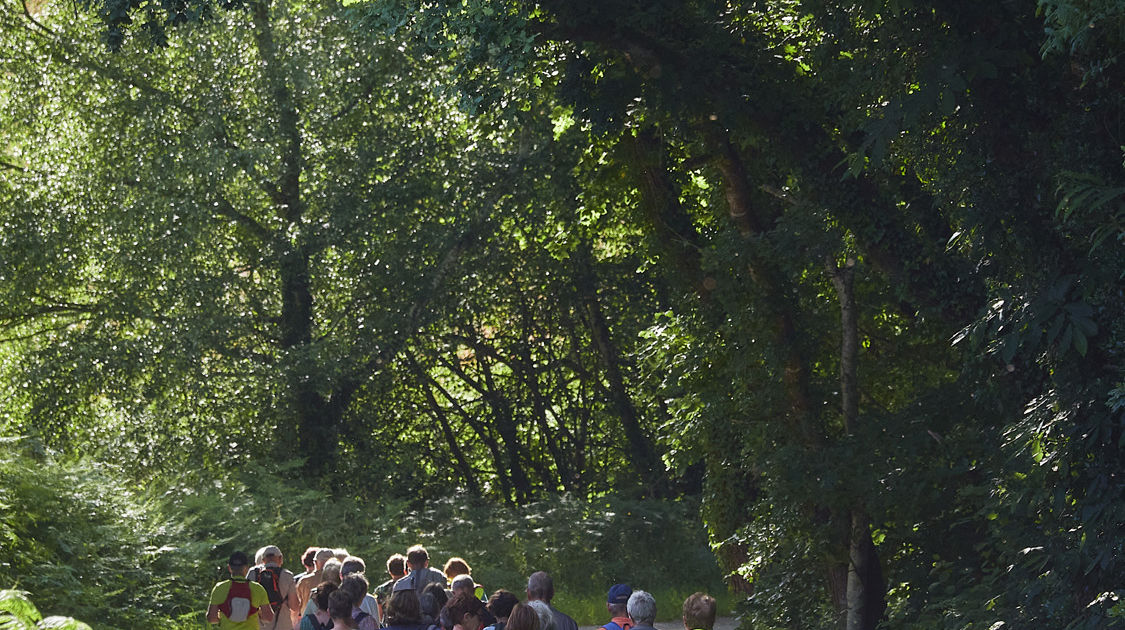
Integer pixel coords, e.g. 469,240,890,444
246,545,300,630
208,551,275,629
394,545,447,596
374,553,408,624
598,585,634,630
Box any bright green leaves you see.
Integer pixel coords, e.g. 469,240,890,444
349,0,538,114
0,590,41,630
0,590,92,630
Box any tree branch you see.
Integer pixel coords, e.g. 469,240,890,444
213,195,274,244
0,158,27,173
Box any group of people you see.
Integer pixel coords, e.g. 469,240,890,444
207,543,718,630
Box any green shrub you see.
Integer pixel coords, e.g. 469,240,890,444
0,442,727,630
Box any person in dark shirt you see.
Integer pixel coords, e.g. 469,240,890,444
525,572,576,630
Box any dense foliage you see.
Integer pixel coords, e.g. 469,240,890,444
0,439,723,628
2,0,1124,629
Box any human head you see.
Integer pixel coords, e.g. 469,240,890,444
322,558,344,585
387,553,408,579
334,548,350,561
526,571,554,603
607,584,631,616
526,600,556,630
254,546,268,566
682,593,716,630
423,581,449,611
420,590,441,623
301,547,319,572
313,581,338,612
386,587,423,625
443,557,472,581
407,544,430,569
315,548,336,571
443,592,485,630
487,590,519,622
262,545,283,568
506,603,540,630
228,551,250,577
627,590,657,627
451,574,475,597
340,574,371,607
329,589,358,625
341,555,367,578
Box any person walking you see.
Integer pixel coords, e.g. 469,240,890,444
626,591,658,630
208,551,275,629
680,593,716,630
247,545,300,630
525,571,576,630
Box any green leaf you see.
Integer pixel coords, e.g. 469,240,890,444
37,618,93,630
1073,327,1088,356
0,590,41,630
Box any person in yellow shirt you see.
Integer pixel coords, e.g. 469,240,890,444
208,551,276,629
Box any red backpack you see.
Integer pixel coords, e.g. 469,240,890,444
218,578,260,622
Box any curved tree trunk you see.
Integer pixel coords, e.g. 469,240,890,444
574,241,663,492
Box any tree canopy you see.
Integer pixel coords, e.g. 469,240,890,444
2,0,1124,629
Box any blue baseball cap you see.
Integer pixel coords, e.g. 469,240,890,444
607,584,632,605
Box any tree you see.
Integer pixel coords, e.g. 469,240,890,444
346,0,1125,628
7,0,1125,627
0,0,511,479
2,0,679,506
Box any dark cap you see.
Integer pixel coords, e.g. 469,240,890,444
229,551,250,567
607,584,632,605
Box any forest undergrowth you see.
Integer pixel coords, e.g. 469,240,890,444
0,439,729,630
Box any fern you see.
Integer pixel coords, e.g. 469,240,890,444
1055,171,1125,255
0,590,91,630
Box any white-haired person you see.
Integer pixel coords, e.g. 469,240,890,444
627,591,658,630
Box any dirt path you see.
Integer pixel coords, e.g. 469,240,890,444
580,618,739,630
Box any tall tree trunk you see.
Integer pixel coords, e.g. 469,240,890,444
251,0,338,475
705,124,820,447
828,258,860,436
828,257,886,630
